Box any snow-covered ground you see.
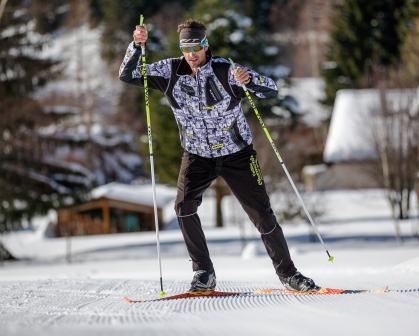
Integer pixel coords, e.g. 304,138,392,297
1,189,419,335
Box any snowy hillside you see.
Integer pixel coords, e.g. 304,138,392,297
37,23,121,115
35,24,142,184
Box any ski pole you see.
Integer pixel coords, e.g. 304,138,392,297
139,15,166,296
228,58,334,263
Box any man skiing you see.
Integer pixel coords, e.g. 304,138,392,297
119,19,318,292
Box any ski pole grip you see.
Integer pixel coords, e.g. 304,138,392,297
138,15,146,54
228,58,247,90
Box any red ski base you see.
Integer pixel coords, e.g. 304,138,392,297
123,286,390,303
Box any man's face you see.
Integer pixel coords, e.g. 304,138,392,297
182,45,208,70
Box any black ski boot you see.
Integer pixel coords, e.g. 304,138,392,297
280,271,319,292
189,270,216,292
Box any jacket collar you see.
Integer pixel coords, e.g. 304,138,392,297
176,49,213,76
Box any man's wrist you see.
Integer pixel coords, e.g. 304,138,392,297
133,41,143,49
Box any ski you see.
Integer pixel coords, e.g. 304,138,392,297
254,287,389,295
123,286,390,303
124,290,243,303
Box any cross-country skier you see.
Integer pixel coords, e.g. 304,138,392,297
119,19,318,292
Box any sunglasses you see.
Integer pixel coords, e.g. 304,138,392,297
180,44,205,53
179,37,208,53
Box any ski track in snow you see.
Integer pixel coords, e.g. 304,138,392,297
1,189,418,335
1,279,419,336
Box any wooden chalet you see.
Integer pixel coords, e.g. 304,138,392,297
56,183,177,237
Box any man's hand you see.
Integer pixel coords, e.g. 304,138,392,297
133,24,148,45
231,67,251,86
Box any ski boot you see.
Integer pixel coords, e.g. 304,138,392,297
189,270,216,292
280,271,319,292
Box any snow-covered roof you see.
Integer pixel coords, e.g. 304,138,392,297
324,88,418,163
90,182,177,209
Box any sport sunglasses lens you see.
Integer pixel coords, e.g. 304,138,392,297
180,45,203,53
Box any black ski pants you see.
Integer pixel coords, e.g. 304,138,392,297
174,145,297,279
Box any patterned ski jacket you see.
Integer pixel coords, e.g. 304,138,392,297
119,42,278,158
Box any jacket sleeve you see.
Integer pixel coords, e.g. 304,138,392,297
118,42,171,93
228,64,278,99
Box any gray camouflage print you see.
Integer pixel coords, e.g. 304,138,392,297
119,42,278,158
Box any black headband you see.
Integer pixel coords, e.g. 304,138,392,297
179,27,206,44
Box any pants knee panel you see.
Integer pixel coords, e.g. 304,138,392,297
251,211,278,235
175,200,198,217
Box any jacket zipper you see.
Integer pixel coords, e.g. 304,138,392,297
195,68,202,113
195,67,213,157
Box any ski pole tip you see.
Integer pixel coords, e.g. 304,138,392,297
326,250,334,263
159,290,166,297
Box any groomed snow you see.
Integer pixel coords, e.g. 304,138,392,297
1,189,418,336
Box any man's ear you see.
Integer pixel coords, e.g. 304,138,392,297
204,45,209,52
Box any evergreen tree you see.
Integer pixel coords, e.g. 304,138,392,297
97,0,190,185
172,0,303,226
182,0,298,118
96,0,299,185
29,0,66,33
145,98,182,185
322,0,419,105
239,0,275,31
186,0,278,74
97,0,194,61
0,0,91,232
145,0,302,186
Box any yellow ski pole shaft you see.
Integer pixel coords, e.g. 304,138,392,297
139,15,166,296
228,58,334,263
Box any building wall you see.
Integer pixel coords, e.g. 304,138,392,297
55,199,162,237
303,162,383,190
